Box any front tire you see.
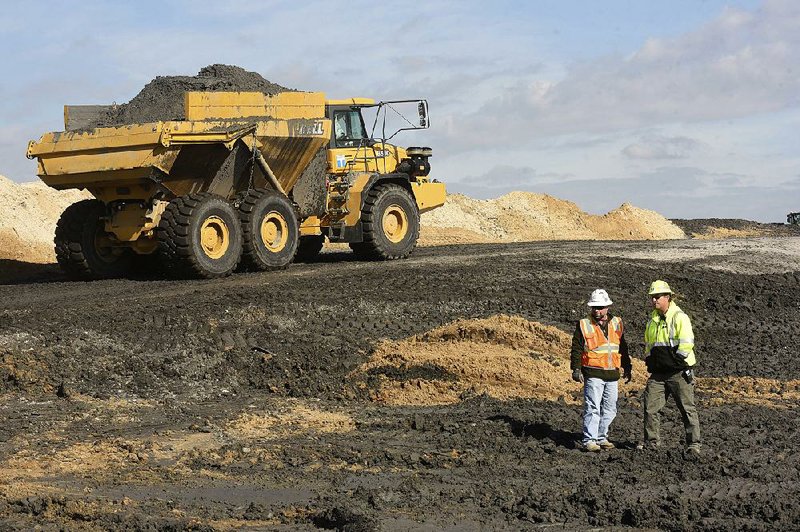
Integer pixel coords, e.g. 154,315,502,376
157,193,242,279
54,199,132,280
350,184,419,260
237,189,299,271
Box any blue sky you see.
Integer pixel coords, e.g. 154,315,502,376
1,0,797,221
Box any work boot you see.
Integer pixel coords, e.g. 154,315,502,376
686,445,701,458
581,441,601,452
636,440,660,451
598,440,615,450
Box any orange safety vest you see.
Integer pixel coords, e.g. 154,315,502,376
579,316,623,370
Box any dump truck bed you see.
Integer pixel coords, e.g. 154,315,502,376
27,92,331,197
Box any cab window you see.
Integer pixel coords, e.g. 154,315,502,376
333,110,368,148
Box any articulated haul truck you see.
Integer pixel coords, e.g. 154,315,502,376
27,91,445,279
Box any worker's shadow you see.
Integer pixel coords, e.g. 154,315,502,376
489,415,579,449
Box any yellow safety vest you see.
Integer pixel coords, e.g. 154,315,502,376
644,302,696,371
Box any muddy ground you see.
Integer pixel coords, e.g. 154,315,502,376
671,218,800,239
1,237,799,530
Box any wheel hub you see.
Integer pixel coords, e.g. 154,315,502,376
382,204,409,243
93,230,123,264
261,211,288,252
201,216,230,259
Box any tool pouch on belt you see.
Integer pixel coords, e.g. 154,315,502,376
671,345,690,369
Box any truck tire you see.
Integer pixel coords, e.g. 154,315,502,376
350,183,419,260
295,235,325,263
237,189,299,271
54,199,132,280
158,193,242,279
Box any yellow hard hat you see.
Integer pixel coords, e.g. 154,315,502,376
648,280,673,295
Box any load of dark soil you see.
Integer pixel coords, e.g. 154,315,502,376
89,64,294,128
672,217,800,238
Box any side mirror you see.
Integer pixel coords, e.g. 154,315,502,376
418,101,429,128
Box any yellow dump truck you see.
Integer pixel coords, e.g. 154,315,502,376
27,91,445,279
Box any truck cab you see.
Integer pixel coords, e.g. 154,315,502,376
325,98,418,177
305,98,444,258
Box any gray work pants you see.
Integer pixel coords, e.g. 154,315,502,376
643,371,701,447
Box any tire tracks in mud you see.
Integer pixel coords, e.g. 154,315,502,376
2,240,800,397
1,238,800,529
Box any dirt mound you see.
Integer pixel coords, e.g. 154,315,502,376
89,64,294,128
353,315,648,405
419,192,685,245
671,218,800,239
700,376,800,408
0,175,91,263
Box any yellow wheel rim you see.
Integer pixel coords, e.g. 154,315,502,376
260,211,289,252
382,204,409,243
200,216,230,259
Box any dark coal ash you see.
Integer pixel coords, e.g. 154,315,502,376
672,218,800,237
89,64,295,128
2,239,800,530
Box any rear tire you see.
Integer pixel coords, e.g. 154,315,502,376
350,183,419,260
295,235,325,263
157,193,242,279
54,199,132,280
237,189,299,271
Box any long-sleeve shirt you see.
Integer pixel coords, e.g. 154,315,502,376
570,315,631,381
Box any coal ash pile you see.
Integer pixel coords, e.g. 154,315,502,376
89,64,295,128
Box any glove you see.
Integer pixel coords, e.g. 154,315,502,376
623,369,632,384
682,369,694,384
571,369,584,383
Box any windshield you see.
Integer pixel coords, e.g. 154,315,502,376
333,110,368,148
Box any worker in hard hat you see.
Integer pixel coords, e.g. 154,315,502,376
638,280,701,457
570,288,632,452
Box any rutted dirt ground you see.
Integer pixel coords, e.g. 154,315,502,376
1,237,800,530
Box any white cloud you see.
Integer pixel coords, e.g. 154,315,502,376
622,135,705,160
458,165,573,189
444,0,800,151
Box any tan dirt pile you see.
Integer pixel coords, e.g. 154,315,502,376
419,192,686,245
352,314,648,406
700,376,800,408
690,227,763,239
0,180,685,265
0,175,91,263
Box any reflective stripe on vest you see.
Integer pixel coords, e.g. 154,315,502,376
579,316,623,370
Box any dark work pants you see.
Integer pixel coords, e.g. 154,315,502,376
643,371,701,447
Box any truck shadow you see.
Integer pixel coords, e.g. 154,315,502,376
0,259,64,285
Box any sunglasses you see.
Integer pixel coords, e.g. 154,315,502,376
650,294,669,300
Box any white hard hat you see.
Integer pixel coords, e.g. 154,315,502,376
587,289,613,307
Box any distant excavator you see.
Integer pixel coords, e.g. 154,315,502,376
788,212,800,225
